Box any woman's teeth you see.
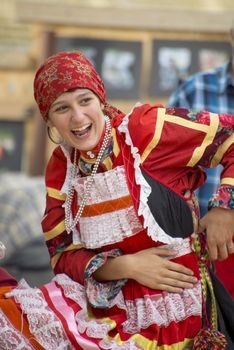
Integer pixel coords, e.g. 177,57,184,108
72,125,91,136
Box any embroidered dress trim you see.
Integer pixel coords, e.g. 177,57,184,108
54,273,201,342
118,108,183,245
75,166,143,248
122,283,202,334
0,309,36,350
84,249,127,308
208,185,234,209
5,279,74,350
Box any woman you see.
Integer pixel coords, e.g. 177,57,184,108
1,51,234,350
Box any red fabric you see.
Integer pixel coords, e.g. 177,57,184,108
33,51,121,120
0,267,17,287
54,249,95,285
128,104,234,194
215,253,234,299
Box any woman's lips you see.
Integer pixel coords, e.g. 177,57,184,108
72,124,92,137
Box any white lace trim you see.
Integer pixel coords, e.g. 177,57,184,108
5,279,74,350
55,273,201,338
74,165,142,249
60,144,74,195
118,107,183,245
79,206,142,249
99,338,144,350
0,309,35,350
3,273,201,348
163,237,192,258
60,144,81,244
122,283,202,334
75,166,131,204
53,273,87,309
54,272,126,312
77,166,142,249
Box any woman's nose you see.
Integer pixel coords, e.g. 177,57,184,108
71,106,84,121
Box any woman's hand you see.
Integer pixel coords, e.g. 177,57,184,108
125,247,197,293
199,207,234,261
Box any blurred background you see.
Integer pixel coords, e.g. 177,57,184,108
0,0,234,285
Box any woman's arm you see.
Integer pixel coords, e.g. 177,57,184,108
93,247,197,294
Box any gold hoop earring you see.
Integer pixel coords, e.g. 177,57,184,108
47,126,64,145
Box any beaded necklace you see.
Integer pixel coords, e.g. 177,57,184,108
65,115,111,234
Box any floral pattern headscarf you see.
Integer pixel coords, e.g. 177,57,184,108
33,51,122,121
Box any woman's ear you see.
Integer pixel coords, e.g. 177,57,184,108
47,120,53,128
100,102,105,111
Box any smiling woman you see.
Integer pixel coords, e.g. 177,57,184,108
1,50,234,350
48,89,106,151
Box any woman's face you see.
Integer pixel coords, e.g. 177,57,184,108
48,88,105,151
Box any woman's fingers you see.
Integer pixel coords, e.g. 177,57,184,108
164,259,195,276
162,269,197,285
157,278,194,292
199,208,234,261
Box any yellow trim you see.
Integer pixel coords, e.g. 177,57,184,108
112,128,120,158
221,177,234,186
164,114,209,132
51,253,62,269
141,108,165,163
211,133,234,167
47,187,67,201
88,305,193,350
101,333,193,350
103,156,113,169
44,220,66,241
187,113,219,167
51,243,83,269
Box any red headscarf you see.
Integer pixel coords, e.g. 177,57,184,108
34,51,122,121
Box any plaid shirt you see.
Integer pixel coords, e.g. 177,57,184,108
167,61,234,216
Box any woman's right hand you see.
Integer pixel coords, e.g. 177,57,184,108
125,247,197,293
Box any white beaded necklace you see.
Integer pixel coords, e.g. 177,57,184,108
65,115,111,234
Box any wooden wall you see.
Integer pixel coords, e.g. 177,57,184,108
0,0,233,173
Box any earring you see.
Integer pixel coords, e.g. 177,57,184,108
47,126,64,145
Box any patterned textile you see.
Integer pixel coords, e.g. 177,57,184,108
167,61,234,216
33,51,122,121
0,172,46,261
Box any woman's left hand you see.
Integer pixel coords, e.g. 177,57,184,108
199,207,234,261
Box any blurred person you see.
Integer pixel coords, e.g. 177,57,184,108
167,27,234,299
0,172,52,286
1,50,234,349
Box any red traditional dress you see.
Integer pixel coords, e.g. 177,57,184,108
1,105,234,350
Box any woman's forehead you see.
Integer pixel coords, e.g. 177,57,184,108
55,88,93,101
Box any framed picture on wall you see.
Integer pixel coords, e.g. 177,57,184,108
56,37,143,99
0,120,24,172
149,39,231,97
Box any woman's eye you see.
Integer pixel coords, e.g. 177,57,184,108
55,105,68,112
80,97,92,105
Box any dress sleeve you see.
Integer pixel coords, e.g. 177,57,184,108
127,105,234,209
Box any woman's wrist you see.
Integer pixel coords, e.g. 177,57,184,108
93,254,134,282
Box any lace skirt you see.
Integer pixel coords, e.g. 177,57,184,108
1,246,202,350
